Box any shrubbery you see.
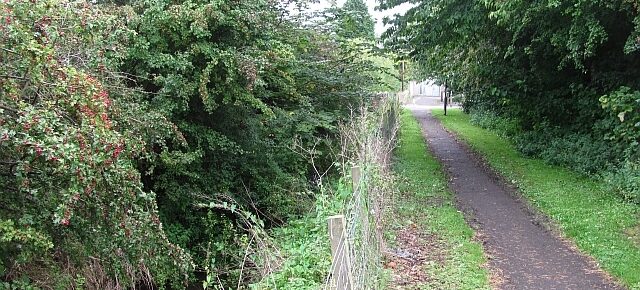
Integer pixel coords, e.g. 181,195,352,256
1,0,399,287
536,133,615,175
469,110,520,139
0,1,193,288
604,162,640,204
469,109,639,202
248,186,339,290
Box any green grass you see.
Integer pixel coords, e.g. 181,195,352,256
433,108,640,289
388,110,490,289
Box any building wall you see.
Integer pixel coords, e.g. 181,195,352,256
410,79,441,97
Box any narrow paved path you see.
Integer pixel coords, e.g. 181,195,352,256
411,108,622,290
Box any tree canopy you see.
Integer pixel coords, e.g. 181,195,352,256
336,0,376,41
382,0,640,199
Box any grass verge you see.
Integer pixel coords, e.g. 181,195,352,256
385,110,489,289
433,108,640,289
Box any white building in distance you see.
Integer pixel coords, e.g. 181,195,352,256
409,79,442,97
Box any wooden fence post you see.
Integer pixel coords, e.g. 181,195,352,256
351,166,361,193
328,215,352,290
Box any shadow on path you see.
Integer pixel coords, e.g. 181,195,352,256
411,109,623,290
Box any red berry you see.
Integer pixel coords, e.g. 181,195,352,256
112,144,123,159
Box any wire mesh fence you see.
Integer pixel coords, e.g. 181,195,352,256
324,94,400,290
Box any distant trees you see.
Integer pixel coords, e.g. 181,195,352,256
337,0,376,41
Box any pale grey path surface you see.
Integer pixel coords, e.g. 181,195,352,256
405,96,461,111
411,105,622,290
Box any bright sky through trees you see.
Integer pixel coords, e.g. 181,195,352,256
305,0,414,36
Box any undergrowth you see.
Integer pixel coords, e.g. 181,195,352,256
248,181,346,289
251,99,399,289
467,109,640,203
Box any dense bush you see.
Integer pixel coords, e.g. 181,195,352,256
469,110,520,139
470,110,631,199
513,130,552,158
116,0,394,285
0,0,192,288
537,133,616,175
604,161,640,203
1,0,399,288
471,110,617,174
600,87,640,160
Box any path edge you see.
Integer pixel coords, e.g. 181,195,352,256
423,109,627,289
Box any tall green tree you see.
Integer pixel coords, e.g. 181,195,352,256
118,0,383,285
337,0,376,41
